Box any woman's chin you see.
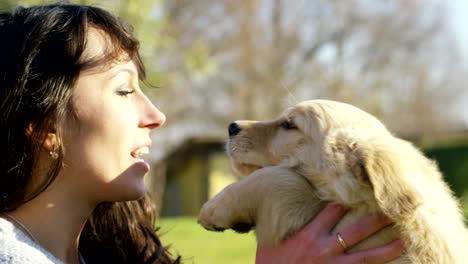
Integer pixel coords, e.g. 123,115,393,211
119,181,148,201
104,173,148,202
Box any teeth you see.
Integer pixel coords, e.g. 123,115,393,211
133,147,149,158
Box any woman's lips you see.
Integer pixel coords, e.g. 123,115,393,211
131,146,151,172
131,146,149,159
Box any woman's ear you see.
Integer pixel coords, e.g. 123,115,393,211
25,123,34,137
42,132,58,152
349,138,422,220
25,123,59,153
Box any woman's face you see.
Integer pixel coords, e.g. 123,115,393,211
60,28,165,203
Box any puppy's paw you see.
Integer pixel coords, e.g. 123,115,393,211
197,197,234,232
231,222,254,233
197,189,252,233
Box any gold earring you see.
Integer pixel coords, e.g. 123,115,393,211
49,151,58,159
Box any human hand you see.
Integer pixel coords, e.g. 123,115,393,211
255,203,405,264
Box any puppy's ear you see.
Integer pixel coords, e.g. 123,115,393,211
335,133,421,220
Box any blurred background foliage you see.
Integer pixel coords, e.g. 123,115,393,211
6,0,466,140
425,143,468,218
6,0,467,146
2,0,468,261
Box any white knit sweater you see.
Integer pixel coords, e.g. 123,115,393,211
0,217,63,263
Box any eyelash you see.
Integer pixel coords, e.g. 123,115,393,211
281,120,297,130
116,88,135,97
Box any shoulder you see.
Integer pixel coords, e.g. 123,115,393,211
0,218,63,264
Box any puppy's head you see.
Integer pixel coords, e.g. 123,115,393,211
228,100,420,215
227,100,389,176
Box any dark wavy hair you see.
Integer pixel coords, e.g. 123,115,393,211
0,2,179,263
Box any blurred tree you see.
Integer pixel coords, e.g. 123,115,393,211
0,0,18,10
155,0,467,143
15,0,167,85
7,0,467,153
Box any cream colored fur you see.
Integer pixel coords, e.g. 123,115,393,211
197,100,468,263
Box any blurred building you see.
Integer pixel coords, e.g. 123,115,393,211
148,136,236,217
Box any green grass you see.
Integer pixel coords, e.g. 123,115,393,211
158,217,256,264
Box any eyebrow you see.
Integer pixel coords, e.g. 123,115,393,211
109,67,138,80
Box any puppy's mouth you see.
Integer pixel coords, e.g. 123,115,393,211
232,162,262,177
227,140,270,176
228,153,267,177
233,161,263,176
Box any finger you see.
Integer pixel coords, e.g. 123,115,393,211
256,244,281,264
337,213,392,248
339,240,406,264
302,203,348,236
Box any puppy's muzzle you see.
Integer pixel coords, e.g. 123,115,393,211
228,122,241,137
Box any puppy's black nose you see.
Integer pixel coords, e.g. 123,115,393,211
228,122,241,137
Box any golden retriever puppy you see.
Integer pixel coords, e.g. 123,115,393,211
197,100,468,263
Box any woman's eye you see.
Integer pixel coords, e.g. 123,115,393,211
116,89,135,96
281,120,297,130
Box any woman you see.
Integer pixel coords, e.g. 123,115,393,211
0,2,403,263
0,3,176,263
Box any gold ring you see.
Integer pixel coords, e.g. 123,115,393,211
336,233,348,250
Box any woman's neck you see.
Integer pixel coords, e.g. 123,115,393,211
9,182,95,264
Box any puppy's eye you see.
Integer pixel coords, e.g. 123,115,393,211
281,120,297,130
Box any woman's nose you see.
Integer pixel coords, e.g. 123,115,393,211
141,96,166,129
147,106,166,129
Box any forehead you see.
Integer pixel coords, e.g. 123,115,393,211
284,100,390,135
282,103,312,122
81,27,110,62
80,27,136,77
